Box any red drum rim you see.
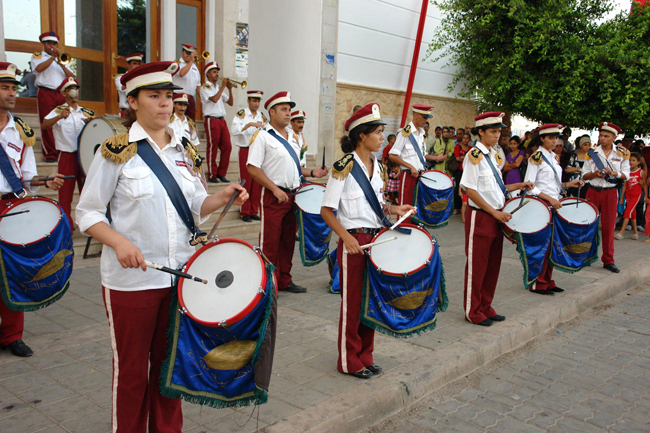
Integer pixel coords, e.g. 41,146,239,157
0,196,63,247
368,223,435,276
556,197,599,226
502,196,552,235
419,169,454,190
293,181,327,213
177,238,267,327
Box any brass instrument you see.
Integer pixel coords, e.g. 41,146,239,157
227,79,247,89
194,51,210,63
58,53,72,65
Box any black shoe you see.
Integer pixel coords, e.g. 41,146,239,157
366,364,383,374
44,158,57,163
477,319,493,326
208,177,220,183
489,314,506,322
349,369,373,379
242,215,252,222
251,215,261,221
217,175,230,183
280,281,307,293
550,287,565,293
530,289,555,295
604,264,620,273
1,340,33,357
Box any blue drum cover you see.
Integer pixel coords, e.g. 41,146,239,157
550,213,600,273
412,180,454,229
327,247,340,294
296,208,332,266
513,226,553,289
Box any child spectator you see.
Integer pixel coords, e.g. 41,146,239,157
616,152,644,240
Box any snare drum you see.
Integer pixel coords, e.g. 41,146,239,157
556,197,599,226
294,183,326,214
501,196,552,243
177,239,268,327
368,224,435,276
413,170,454,228
419,170,454,191
77,116,127,176
0,197,67,246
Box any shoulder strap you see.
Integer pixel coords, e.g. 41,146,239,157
539,152,566,194
267,129,304,184
407,133,426,168
349,160,410,234
136,139,206,245
0,144,26,197
587,148,618,185
481,148,509,198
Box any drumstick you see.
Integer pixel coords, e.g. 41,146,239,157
576,175,583,207
287,188,313,197
0,209,30,218
519,185,528,207
343,236,397,254
420,175,437,183
23,175,76,183
322,147,326,169
207,179,246,240
144,260,208,284
390,207,416,230
509,199,530,215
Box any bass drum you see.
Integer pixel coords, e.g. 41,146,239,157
77,116,127,177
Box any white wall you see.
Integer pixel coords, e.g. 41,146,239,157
249,0,323,152
337,0,458,98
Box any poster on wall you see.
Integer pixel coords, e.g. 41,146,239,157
235,22,249,77
236,23,249,48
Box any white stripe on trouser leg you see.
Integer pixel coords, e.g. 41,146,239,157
104,286,119,433
465,209,476,321
399,173,406,206
340,249,349,373
259,187,265,248
205,119,212,177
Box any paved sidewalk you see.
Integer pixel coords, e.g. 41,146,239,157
1,215,649,432
370,283,650,433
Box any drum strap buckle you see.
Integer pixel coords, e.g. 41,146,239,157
13,190,26,200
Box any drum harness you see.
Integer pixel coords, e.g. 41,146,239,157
0,144,27,199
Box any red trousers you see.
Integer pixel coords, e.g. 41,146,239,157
58,151,83,231
259,187,296,289
238,147,259,217
532,250,556,291
37,87,64,161
399,170,418,223
185,94,196,121
464,208,502,323
0,197,24,346
336,234,375,374
586,188,617,265
102,286,182,433
204,117,232,178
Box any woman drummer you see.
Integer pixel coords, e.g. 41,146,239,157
75,62,248,432
321,103,414,379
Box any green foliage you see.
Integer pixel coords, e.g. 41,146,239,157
117,0,146,62
427,0,650,134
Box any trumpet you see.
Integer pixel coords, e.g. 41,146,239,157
194,51,210,62
58,53,72,65
226,79,247,89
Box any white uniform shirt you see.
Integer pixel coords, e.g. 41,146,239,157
0,115,38,194
231,108,265,148
114,74,128,109
582,145,631,189
30,51,72,90
172,60,200,97
200,82,229,118
169,113,200,147
75,122,209,291
321,152,384,230
389,121,426,171
525,147,563,200
460,142,506,210
247,125,305,190
44,104,87,153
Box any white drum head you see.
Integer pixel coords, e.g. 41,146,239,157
369,226,434,274
294,184,326,214
78,117,126,176
420,170,453,190
502,197,551,234
557,199,598,225
180,241,264,325
0,198,62,245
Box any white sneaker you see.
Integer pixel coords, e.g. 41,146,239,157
615,233,624,240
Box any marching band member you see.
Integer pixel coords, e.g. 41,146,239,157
388,105,436,219
231,90,266,221
31,32,76,162
247,91,328,293
169,93,200,147
41,77,94,230
582,122,629,273
524,124,583,295
75,62,248,432
321,103,414,379
115,53,144,118
290,110,307,156
200,61,233,183
460,112,533,326
172,43,201,120
0,63,65,357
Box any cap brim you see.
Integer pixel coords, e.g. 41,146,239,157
0,78,21,85
349,119,386,132
480,122,507,128
130,82,183,94
269,101,296,110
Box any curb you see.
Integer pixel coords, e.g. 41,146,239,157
263,260,650,433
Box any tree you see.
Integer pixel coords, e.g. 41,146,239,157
117,0,146,62
427,0,650,134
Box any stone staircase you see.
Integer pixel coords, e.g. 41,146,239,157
16,113,318,258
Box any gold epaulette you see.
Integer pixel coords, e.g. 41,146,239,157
332,154,354,181
55,105,65,114
203,83,210,88
32,52,42,59
617,146,630,160
401,124,412,137
494,151,503,167
181,137,203,174
530,151,543,165
248,130,262,147
300,144,308,160
169,114,175,124
112,73,123,79
261,113,268,123
236,109,245,119
100,133,136,164
80,107,94,119
14,117,35,147
188,118,196,130
468,147,483,165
